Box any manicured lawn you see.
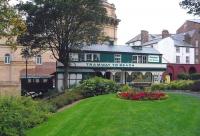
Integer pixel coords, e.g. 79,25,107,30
27,93,200,136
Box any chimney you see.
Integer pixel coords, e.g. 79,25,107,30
162,30,170,39
141,30,149,44
184,33,191,44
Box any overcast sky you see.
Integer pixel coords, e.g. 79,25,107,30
108,0,198,45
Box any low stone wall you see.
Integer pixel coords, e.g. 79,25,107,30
0,85,21,97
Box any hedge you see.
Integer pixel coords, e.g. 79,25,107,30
0,97,53,136
151,80,194,91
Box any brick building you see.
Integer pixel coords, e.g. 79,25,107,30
165,64,200,80
176,19,200,64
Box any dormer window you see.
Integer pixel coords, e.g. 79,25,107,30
36,55,42,65
4,54,11,64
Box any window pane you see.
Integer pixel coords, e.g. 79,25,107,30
4,54,11,64
132,55,137,63
79,53,85,61
186,56,190,64
176,56,180,64
114,54,121,63
142,56,147,63
70,53,79,61
93,54,100,61
86,54,92,61
138,56,142,63
36,55,42,64
186,48,190,53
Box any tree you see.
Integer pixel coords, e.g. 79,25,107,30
17,0,108,90
180,0,200,16
0,0,26,46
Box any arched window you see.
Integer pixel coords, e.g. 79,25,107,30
4,54,11,64
36,55,42,65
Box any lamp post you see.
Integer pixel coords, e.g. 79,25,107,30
24,48,29,82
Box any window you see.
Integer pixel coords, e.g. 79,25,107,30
176,47,180,53
186,56,190,64
43,79,48,83
35,79,40,83
36,55,42,65
132,55,148,63
195,49,199,55
79,53,85,61
85,53,92,61
114,54,121,63
114,72,121,83
176,56,180,64
70,53,78,61
196,58,199,64
69,73,82,86
93,54,100,61
109,40,114,45
28,79,32,83
196,40,199,47
142,56,147,63
132,55,137,63
138,55,143,63
186,47,190,53
4,54,11,64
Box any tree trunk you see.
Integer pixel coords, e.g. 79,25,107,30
63,64,69,91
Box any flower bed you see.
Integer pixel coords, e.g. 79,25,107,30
117,91,168,101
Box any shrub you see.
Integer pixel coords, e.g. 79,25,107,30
48,77,120,110
0,97,52,136
151,80,194,91
78,77,120,97
177,73,200,80
48,90,83,110
177,73,190,80
117,91,168,101
120,84,133,92
190,73,200,80
166,80,194,90
151,83,166,91
190,81,200,92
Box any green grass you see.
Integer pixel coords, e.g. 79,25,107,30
27,93,200,136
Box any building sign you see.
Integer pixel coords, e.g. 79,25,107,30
86,63,135,68
148,55,160,63
70,62,135,68
70,62,166,69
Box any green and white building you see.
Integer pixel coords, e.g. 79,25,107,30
56,45,167,90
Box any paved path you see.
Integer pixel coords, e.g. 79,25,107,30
166,90,200,98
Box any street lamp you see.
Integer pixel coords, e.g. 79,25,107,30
24,48,30,81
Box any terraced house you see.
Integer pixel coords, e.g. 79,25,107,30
56,45,167,91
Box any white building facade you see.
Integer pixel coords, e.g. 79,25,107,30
146,37,195,64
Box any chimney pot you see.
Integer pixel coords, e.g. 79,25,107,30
184,33,191,44
162,30,170,39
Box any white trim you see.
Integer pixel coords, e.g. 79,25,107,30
70,62,167,69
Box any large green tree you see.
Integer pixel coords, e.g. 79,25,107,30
0,0,26,46
17,0,108,90
180,0,200,16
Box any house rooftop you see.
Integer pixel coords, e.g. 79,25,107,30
188,19,200,24
140,30,195,48
82,44,161,54
126,34,161,44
